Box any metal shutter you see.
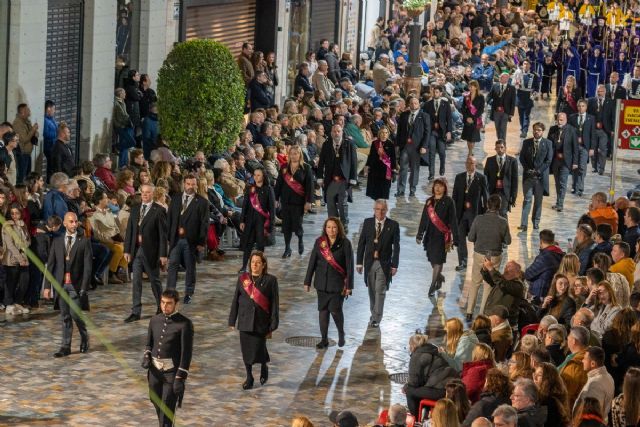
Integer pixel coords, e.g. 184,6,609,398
185,0,256,57
45,0,84,162
309,0,338,51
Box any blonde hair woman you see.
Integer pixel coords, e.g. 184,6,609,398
557,253,581,286
442,317,479,372
291,416,314,427
430,398,460,427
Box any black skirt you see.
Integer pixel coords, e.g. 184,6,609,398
239,331,270,365
461,122,481,142
280,204,304,235
317,289,345,312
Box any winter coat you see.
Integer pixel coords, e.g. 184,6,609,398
441,331,480,372
524,245,565,299
539,294,576,326
407,343,459,390
482,268,526,327
546,343,567,366
559,349,588,407
517,405,548,427
2,221,30,266
462,392,511,427
474,328,492,346
461,359,494,402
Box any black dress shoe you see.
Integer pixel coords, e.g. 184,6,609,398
409,191,416,197
395,192,405,197
124,313,141,323
428,175,434,181
533,224,540,230
183,295,193,304
465,313,473,323
370,321,379,328
517,225,527,231
260,364,269,385
242,377,254,390
298,239,304,255
282,248,292,258
316,339,329,349
92,275,104,286
338,334,345,348
80,337,89,353
54,348,71,358
455,261,467,271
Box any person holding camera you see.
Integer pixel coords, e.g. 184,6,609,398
518,122,553,232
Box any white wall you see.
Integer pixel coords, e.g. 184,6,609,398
80,0,117,159
360,0,382,51
6,0,47,131
138,0,170,85
275,0,289,105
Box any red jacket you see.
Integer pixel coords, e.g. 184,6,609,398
462,359,494,403
95,166,116,191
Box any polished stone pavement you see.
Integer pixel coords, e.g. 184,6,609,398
2,98,640,426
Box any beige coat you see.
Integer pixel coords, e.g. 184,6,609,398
12,116,36,154
237,53,254,85
218,171,245,200
2,221,30,266
312,70,335,100
372,61,392,93
90,208,120,244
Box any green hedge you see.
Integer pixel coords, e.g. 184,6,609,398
157,39,245,156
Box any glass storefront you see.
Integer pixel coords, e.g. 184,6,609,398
286,0,310,97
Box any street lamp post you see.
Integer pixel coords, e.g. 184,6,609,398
403,11,424,96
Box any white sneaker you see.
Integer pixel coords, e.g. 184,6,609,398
15,304,29,314
5,305,18,315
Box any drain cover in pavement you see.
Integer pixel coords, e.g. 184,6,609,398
285,336,336,347
389,373,410,384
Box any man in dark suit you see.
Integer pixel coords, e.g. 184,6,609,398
587,84,615,174
422,85,454,179
624,207,640,258
452,156,489,271
606,72,627,100
356,199,400,327
569,99,595,197
484,139,518,217
124,184,168,322
43,212,92,358
519,122,554,231
142,289,193,427
166,173,209,304
50,123,75,177
547,112,579,212
488,71,516,141
317,123,358,227
396,96,431,197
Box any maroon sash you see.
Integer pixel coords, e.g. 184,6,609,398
426,201,453,250
283,169,305,197
377,140,393,181
249,186,271,236
465,93,483,129
564,87,577,111
240,273,270,314
317,236,349,294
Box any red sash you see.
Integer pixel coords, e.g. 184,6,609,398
465,93,483,129
317,236,349,294
249,186,271,236
426,201,453,248
377,140,393,181
564,88,577,111
240,273,270,314
283,170,305,197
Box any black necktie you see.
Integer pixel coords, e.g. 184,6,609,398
66,236,73,259
181,195,190,214
409,113,415,127
467,174,472,187
376,221,382,238
534,139,539,156
598,99,603,111
435,100,439,113
579,115,583,127
498,156,503,170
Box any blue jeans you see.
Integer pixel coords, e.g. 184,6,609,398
518,106,531,136
92,242,112,278
117,127,136,168
166,239,197,296
18,153,31,183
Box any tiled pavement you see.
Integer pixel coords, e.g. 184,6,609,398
2,97,639,426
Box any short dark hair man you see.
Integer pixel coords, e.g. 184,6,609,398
524,229,564,301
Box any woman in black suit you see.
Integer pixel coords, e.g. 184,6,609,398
304,217,354,349
229,250,279,390
460,80,485,156
274,145,314,258
239,168,276,273
555,75,581,116
365,125,396,200
417,177,458,297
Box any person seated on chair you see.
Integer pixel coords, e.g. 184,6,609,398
489,305,513,362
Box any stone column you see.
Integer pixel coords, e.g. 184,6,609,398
80,0,117,160
403,16,423,96
6,0,48,134
137,0,170,84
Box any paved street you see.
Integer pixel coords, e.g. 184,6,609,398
1,97,639,426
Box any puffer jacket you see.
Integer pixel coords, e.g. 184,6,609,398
524,245,565,300
441,331,480,372
461,359,494,402
462,392,511,427
407,343,459,389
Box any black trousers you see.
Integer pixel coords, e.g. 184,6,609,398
406,385,446,417
148,366,178,427
457,211,474,264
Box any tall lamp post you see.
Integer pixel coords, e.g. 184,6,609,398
403,4,427,96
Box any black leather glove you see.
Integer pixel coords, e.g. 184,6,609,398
173,378,185,407
141,351,151,369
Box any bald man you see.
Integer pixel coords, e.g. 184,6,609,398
471,418,493,427
44,212,93,357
